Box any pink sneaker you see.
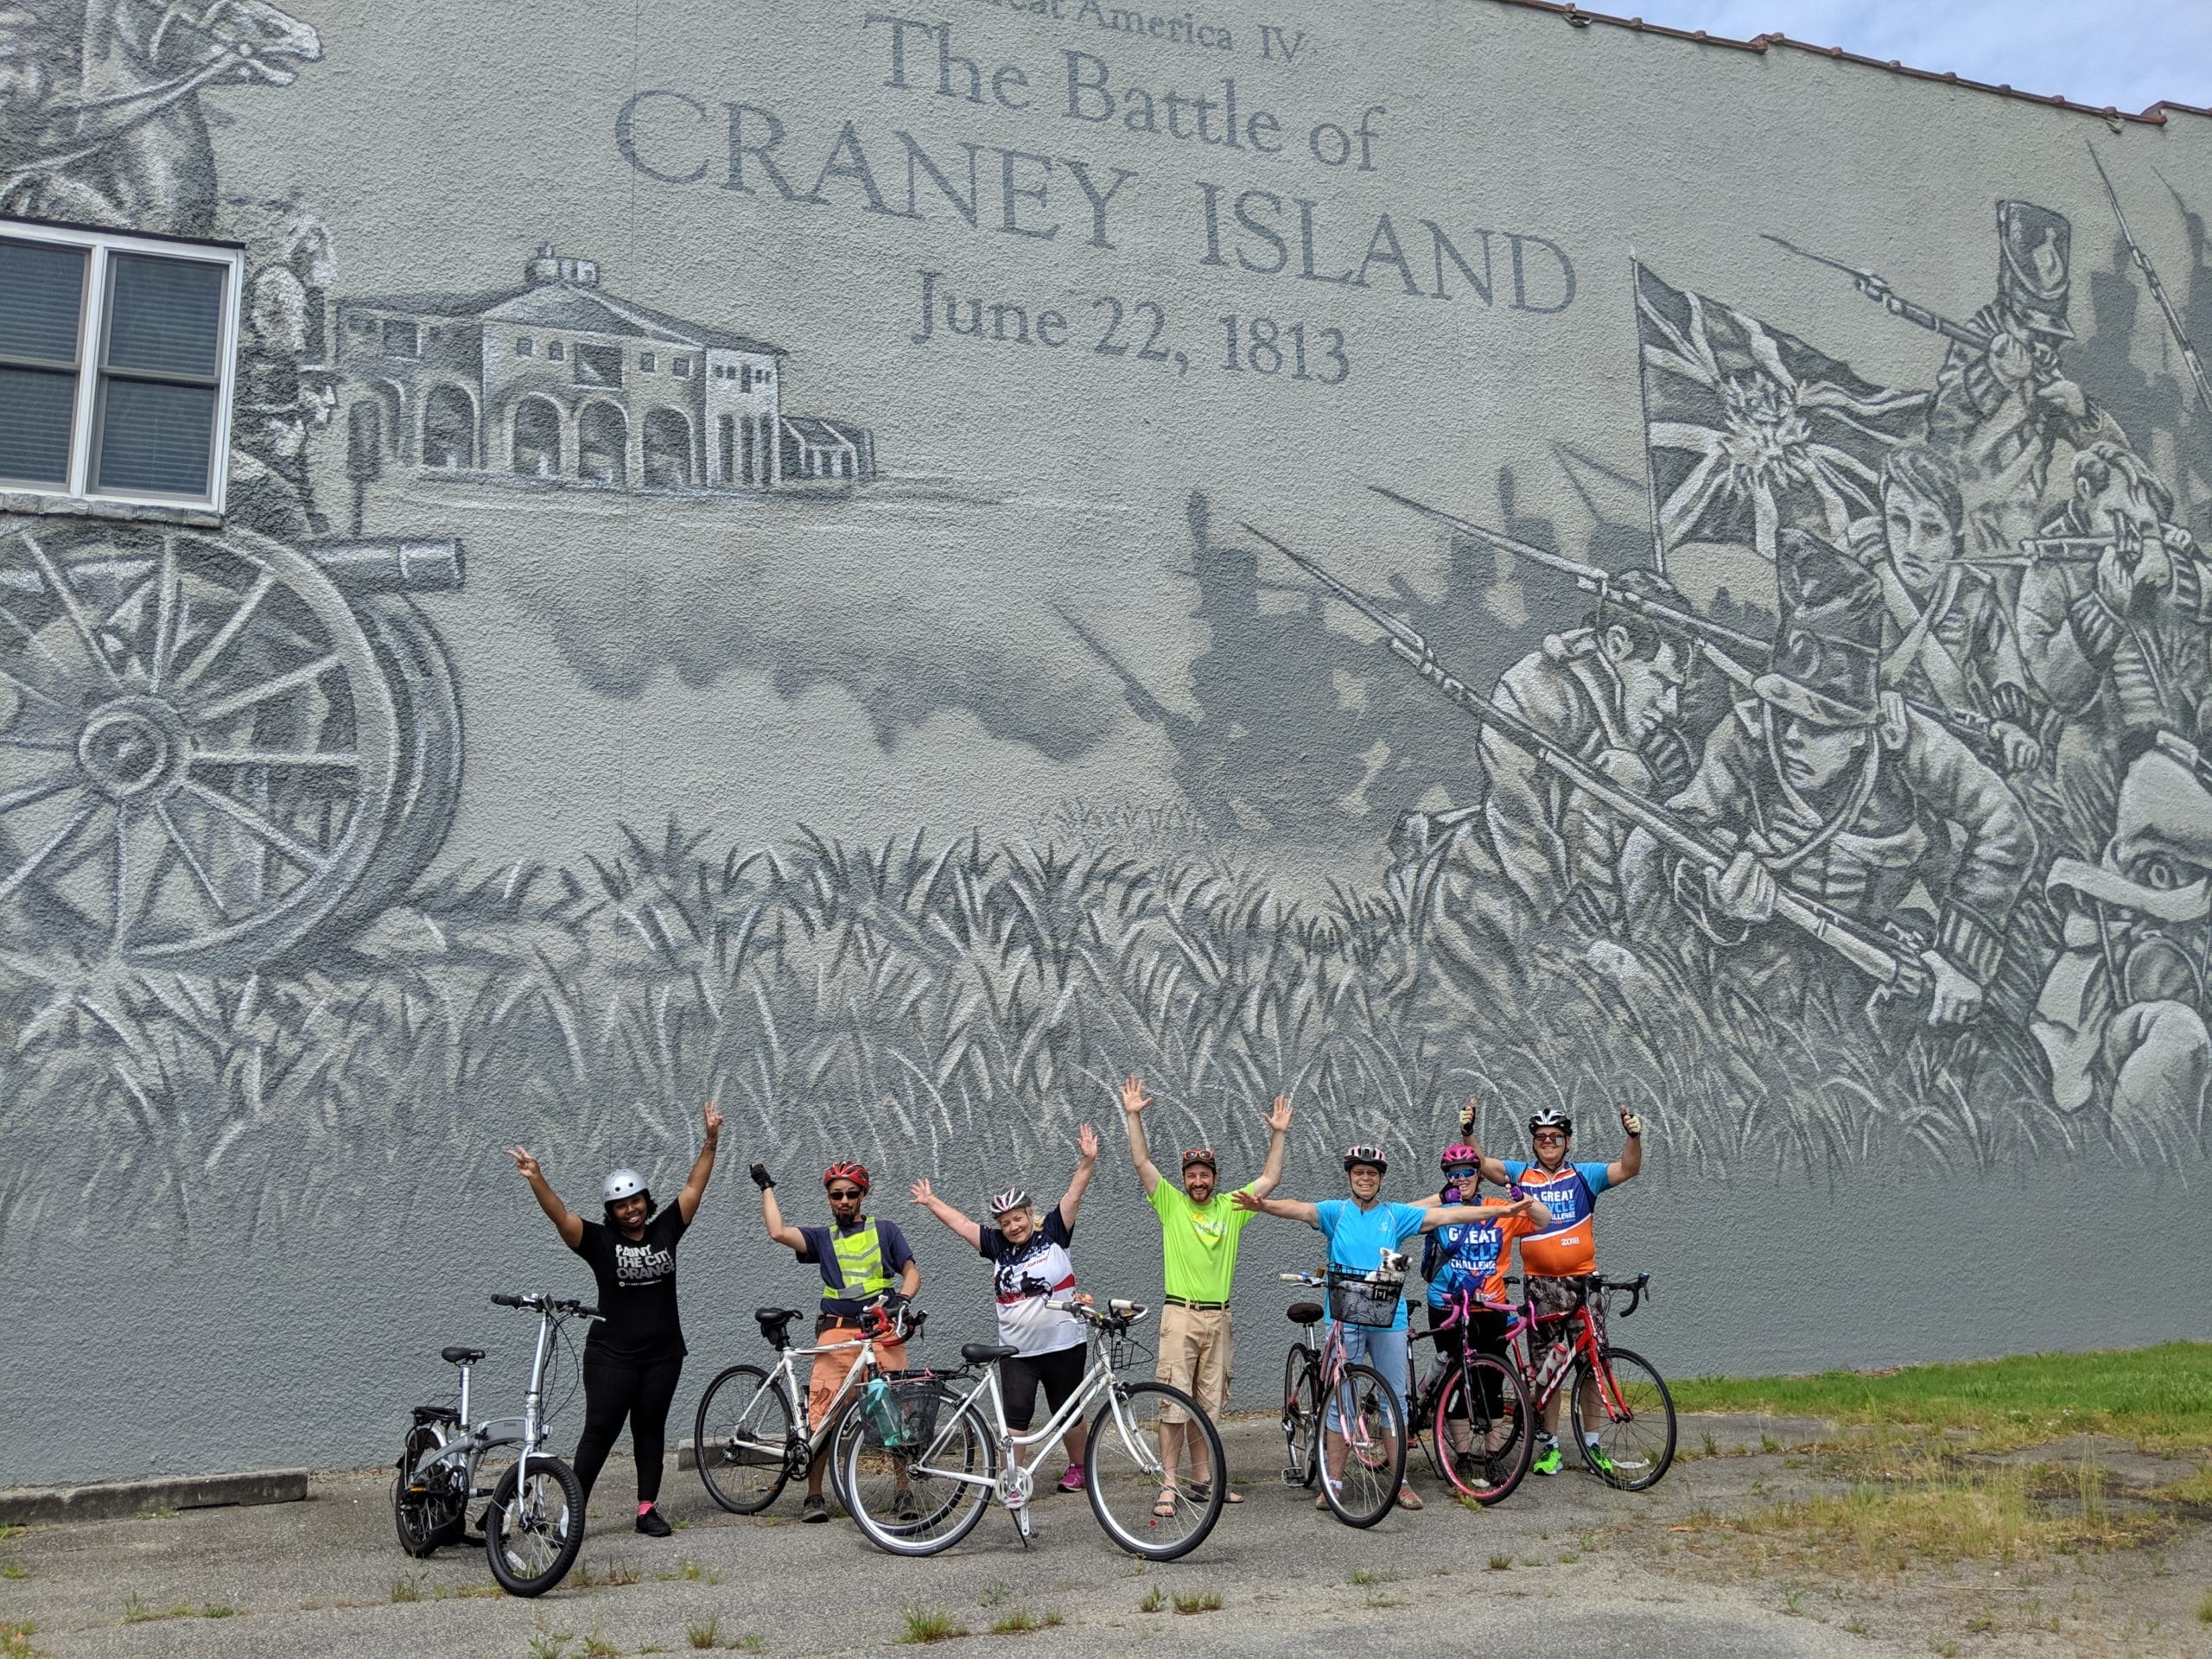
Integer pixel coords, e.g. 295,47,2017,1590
1055,1464,1086,1494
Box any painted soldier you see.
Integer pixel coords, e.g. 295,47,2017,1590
2032,729,2212,1135
1852,442,2041,776
1478,569,1694,937
1928,202,2129,588
1621,531,2037,1031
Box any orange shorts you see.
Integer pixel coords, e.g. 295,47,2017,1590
807,1326,906,1432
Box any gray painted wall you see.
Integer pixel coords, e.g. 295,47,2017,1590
2,0,2209,1486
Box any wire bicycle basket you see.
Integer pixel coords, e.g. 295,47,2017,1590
1325,1265,1407,1329
858,1376,943,1451
1107,1323,1154,1373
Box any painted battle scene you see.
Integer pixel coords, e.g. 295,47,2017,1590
3,0,2212,1270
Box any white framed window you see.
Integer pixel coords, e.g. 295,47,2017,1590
0,218,245,511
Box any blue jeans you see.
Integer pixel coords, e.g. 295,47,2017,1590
1325,1319,1410,1433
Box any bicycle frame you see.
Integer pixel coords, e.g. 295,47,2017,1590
1503,1274,1649,1421
410,1297,590,1507
766,1326,895,1454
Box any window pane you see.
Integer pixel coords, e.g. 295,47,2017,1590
0,239,86,365
0,365,79,484
105,254,226,378
95,378,214,495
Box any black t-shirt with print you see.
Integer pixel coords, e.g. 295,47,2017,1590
570,1207,689,1361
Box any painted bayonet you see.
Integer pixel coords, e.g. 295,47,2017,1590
1243,519,1929,1000
2088,143,2212,421
1760,233,1993,352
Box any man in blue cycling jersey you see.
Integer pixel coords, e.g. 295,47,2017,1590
1235,1142,1529,1510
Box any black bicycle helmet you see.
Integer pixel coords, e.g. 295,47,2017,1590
1528,1109,1573,1137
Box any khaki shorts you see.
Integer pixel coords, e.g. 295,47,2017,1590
808,1326,906,1431
1154,1303,1232,1422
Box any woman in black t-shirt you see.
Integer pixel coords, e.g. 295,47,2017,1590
508,1102,721,1537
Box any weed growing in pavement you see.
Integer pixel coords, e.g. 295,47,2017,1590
899,1605,968,1643
602,1559,643,1587
1139,1587,1166,1612
527,1624,575,1659
0,1565,23,1580
2197,1589,2212,1624
1700,1430,1719,1459
734,1638,767,1652
1843,1616,1868,1635
1929,1642,1959,1657
569,1560,596,1588
988,1610,1063,1634
1487,1554,1511,1571
391,1573,424,1603
1172,1592,1221,1615
1556,1552,1580,1564
2,1622,36,1659
1783,1584,1807,1615
1349,1567,1401,1586
121,1593,192,1623
979,1581,1011,1608
660,1559,715,1584
199,1605,237,1618
1579,1529,1597,1551
582,1626,621,1658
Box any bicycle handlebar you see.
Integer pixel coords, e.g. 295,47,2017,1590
489,1293,602,1319
1046,1295,1148,1330
1277,1270,1324,1286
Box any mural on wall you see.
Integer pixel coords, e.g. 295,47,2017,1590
2,0,2211,1266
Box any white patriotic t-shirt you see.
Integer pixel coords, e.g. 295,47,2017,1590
976,1210,1084,1357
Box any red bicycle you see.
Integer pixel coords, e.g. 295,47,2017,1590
1499,1272,1675,1491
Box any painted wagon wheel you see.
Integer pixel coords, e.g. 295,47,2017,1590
0,519,397,974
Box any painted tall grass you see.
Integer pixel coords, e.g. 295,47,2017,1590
0,818,2196,1248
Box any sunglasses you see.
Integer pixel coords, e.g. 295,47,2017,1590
1445,1166,1478,1180
826,1186,864,1200
1532,1131,1567,1144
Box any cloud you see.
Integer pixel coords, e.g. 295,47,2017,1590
1628,1,2212,112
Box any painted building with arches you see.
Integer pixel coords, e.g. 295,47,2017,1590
331,245,875,495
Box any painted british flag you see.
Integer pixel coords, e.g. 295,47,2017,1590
1636,262,1929,564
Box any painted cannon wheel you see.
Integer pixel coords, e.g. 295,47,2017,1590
0,520,397,974
317,596,463,941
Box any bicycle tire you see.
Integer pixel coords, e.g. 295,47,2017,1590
1572,1345,1675,1491
840,1385,996,1558
1433,1354,1534,1505
1084,1380,1225,1561
482,1454,585,1598
392,1425,465,1557
693,1363,795,1515
1282,1351,1320,1486
1319,1361,1405,1529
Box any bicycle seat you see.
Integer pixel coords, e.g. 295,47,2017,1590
440,1346,485,1366
1286,1301,1324,1326
961,1342,1020,1365
754,1306,798,1326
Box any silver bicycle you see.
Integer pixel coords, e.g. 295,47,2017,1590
837,1295,1225,1561
393,1292,597,1598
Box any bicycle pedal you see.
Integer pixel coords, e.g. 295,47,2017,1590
1281,1468,1304,1484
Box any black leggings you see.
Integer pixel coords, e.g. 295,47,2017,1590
1429,1303,1511,1420
573,1349,684,1504
1000,1343,1086,1432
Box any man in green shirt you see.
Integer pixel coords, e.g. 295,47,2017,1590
1121,1072,1292,1510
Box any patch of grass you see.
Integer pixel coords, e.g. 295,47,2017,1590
2,1623,36,1659
528,1626,575,1659
659,1559,715,1584
0,1529,24,1543
1700,1429,1719,1459
988,1609,1062,1634
1349,1567,1401,1586
601,1558,642,1587
582,1628,622,1658
1843,1615,1867,1636
121,1593,193,1624
2197,1588,2212,1625
391,1573,424,1603
1673,1344,2212,1459
687,1615,721,1650
0,1565,23,1580
979,1581,1012,1608
1487,1553,1511,1571
200,1605,238,1618
1172,1592,1221,1615
134,1508,177,1522
899,1605,968,1643
1139,1587,1166,1613
1556,1551,1580,1564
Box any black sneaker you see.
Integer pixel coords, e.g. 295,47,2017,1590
635,1505,673,1537
800,1494,830,1523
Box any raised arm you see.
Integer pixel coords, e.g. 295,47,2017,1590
507,1146,585,1250
1120,1075,1162,1196
1248,1094,1293,1198
1459,1097,1511,1187
1058,1123,1100,1228
752,1165,806,1252
909,1179,983,1250
1606,1103,1644,1188
1230,1188,1319,1227
1417,1197,1541,1234
677,1101,722,1224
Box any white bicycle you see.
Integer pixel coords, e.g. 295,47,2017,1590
837,1295,1225,1560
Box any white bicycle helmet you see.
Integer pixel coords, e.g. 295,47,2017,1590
602,1168,648,1203
988,1186,1031,1218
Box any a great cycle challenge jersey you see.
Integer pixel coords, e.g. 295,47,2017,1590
1502,1160,1612,1279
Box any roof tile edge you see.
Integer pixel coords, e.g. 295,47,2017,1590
1524,0,2211,126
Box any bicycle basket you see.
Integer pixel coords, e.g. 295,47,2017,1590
859,1376,942,1451
1108,1324,1154,1373
1325,1265,1406,1329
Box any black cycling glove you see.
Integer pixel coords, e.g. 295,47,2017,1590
749,1163,775,1191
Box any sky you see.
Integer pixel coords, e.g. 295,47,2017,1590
1620,1,2212,114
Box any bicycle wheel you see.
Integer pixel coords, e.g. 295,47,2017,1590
841,1384,996,1557
482,1454,585,1598
1282,1351,1320,1486
1572,1345,1676,1492
1085,1381,1225,1561
392,1427,465,1556
1433,1354,1534,1505
1319,1362,1405,1529
693,1363,795,1515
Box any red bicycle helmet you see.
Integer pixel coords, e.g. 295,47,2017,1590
823,1161,871,1193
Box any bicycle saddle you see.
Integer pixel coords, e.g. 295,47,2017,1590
440,1346,485,1365
961,1342,1020,1365
1285,1302,1323,1325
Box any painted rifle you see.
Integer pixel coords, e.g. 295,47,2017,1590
1760,233,1993,352
1241,520,1930,1001
1368,484,2006,762
1054,603,1196,741
2088,143,2212,422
